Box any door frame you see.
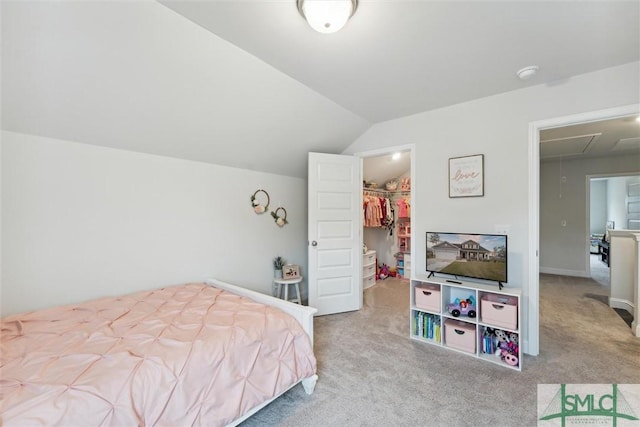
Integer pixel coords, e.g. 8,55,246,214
354,144,416,283
528,103,639,356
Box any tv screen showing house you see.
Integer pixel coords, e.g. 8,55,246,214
426,232,507,283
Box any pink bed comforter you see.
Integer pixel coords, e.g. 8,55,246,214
0,283,317,426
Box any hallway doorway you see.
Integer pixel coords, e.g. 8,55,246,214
529,104,640,355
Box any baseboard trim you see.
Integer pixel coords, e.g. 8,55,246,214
539,267,589,278
609,297,634,314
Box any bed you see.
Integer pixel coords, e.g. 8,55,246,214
0,278,318,426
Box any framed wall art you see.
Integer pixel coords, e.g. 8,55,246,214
449,154,484,198
283,264,300,279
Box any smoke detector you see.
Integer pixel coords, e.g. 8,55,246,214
517,65,539,80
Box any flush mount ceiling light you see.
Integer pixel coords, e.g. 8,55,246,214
516,65,539,80
392,152,402,161
297,0,358,34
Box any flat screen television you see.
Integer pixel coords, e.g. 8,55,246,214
426,232,507,284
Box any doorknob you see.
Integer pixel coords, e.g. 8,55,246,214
311,241,318,246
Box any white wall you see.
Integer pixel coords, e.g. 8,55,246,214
540,157,640,276
1,131,308,316
343,61,640,354
590,180,607,234
608,177,629,229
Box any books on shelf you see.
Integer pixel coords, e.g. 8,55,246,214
412,311,441,340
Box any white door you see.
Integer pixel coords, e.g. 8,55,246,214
308,152,362,315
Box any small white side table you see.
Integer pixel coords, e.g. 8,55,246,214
273,277,302,304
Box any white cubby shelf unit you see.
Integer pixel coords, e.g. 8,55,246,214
410,274,522,371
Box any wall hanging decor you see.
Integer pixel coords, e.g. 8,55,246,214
271,207,288,227
449,154,484,198
250,189,270,214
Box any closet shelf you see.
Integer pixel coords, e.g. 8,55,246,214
363,188,410,195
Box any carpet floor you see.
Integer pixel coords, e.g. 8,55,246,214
241,274,639,426
590,253,634,327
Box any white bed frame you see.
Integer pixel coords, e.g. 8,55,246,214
205,278,319,426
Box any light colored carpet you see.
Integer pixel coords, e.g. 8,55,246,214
240,275,640,426
589,253,633,326
590,253,610,287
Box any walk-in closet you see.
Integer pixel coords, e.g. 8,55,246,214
362,150,412,290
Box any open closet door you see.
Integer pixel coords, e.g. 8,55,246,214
308,152,362,315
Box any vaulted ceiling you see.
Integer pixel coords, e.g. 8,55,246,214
2,1,639,178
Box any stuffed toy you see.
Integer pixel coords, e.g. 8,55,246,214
378,264,390,280
493,328,519,367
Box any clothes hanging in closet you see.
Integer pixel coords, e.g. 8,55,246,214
396,196,411,218
363,194,393,228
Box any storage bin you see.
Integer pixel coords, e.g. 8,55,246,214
363,275,376,288
481,294,518,330
363,264,375,277
444,319,476,354
414,284,440,312
364,250,376,265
